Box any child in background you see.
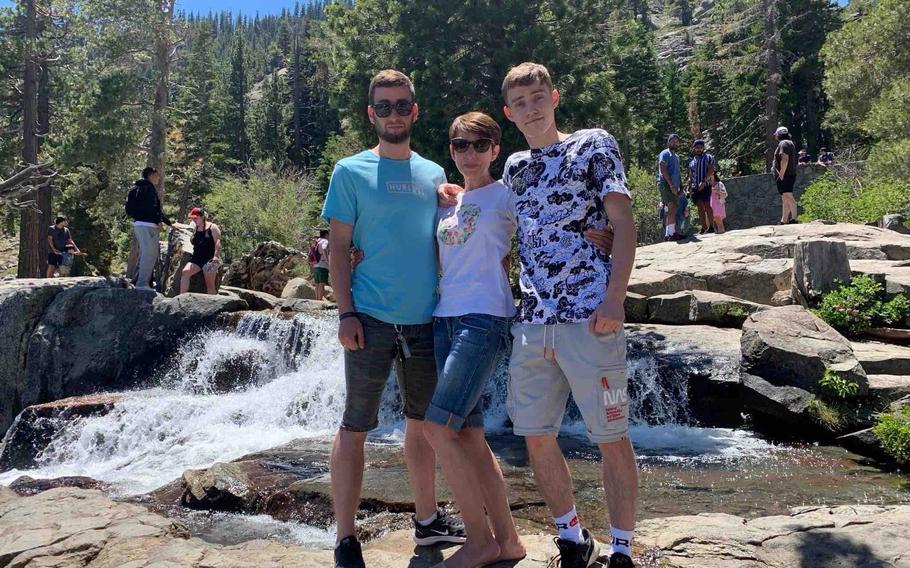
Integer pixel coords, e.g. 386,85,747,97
710,172,728,234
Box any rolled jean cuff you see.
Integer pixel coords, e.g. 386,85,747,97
424,403,484,432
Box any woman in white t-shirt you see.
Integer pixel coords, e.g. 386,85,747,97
423,112,526,568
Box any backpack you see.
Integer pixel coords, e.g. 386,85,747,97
307,238,322,266
125,184,141,219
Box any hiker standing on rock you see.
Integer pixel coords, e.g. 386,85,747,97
688,139,716,235
126,167,172,291
320,69,466,568
308,229,330,301
772,126,799,225
658,134,684,241
45,216,81,278
179,207,222,295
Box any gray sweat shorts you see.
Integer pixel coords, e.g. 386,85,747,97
507,322,630,444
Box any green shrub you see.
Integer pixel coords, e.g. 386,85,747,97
808,397,849,431
800,175,910,225
204,165,313,262
815,276,883,334
815,275,910,335
880,294,910,327
873,406,910,463
626,165,664,246
817,369,859,399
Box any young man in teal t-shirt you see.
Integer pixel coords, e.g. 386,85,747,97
320,69,465,568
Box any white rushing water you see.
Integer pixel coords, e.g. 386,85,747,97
0,312,777,494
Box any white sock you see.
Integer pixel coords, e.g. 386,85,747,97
610,527,634,557
417,510,438,527
554,507,584,544
666,223,676,237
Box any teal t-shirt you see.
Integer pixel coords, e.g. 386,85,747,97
321,150,445,325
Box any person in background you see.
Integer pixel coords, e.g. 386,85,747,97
818,147,835,166
126,167,172,291
771,126,799,224
657,134,683,241
58,243,87,276
46,216,80,278
710,171,728,234
687,139,716,235
179,207,222,295
797,149,812,165
309,229,331,301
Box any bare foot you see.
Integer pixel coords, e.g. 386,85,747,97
442,539,501,568
495,536,527,562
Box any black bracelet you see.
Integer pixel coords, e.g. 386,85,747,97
339,311,358,321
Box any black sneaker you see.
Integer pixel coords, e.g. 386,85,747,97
334,535,365,568
548,528,600,568
413,508,467,546
608,552,634,568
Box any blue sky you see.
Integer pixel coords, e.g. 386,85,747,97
0,0,301,14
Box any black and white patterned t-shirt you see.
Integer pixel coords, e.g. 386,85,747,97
502,129,632,325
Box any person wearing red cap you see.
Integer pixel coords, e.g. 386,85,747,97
180,207,222,294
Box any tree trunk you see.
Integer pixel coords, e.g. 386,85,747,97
17,0,40,279
763,0,781,169
148,27,170,202
292,32,302,160
36,57,52,268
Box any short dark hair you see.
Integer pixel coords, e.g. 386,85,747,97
368,70,415,105
319,229,329,238
449,112,502,145
55,216,67,225
142,167,158,180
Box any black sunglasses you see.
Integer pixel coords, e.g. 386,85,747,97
450,138,494,153
371,99,414,118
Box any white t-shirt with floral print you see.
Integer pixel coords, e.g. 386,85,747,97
434,181,517,318
502,129,632,324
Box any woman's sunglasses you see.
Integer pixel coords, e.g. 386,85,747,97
450,138,494,153
371,99,414,118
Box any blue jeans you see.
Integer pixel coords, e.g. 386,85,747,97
427,314,511,431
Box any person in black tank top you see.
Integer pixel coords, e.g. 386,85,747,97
179,207,223,294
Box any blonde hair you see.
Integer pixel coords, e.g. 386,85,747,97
449,112,502,145
501,62,554,104
368,69,415,104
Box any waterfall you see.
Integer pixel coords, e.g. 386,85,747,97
0,312,771,494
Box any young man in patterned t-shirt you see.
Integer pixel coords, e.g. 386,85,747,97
500,62,637,568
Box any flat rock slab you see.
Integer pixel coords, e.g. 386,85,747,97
866,374,910,402
851,259,910,296
646,290,767,326
0,487,640,567
852,341,910,375
637,504,910,567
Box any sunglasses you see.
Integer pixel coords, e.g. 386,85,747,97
450,138,494,153
371,99,414,118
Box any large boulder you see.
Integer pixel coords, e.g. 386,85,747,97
281,276,316,300
0,394,123,470
790,239,851,305
0,279,248,435
222,241,307,297
740,373,814,428
220,286,280,311
646,290,767,327
741,305,868,394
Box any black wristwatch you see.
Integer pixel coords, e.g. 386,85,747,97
339,311,358,321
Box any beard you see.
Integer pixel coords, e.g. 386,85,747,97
375,120,411,144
